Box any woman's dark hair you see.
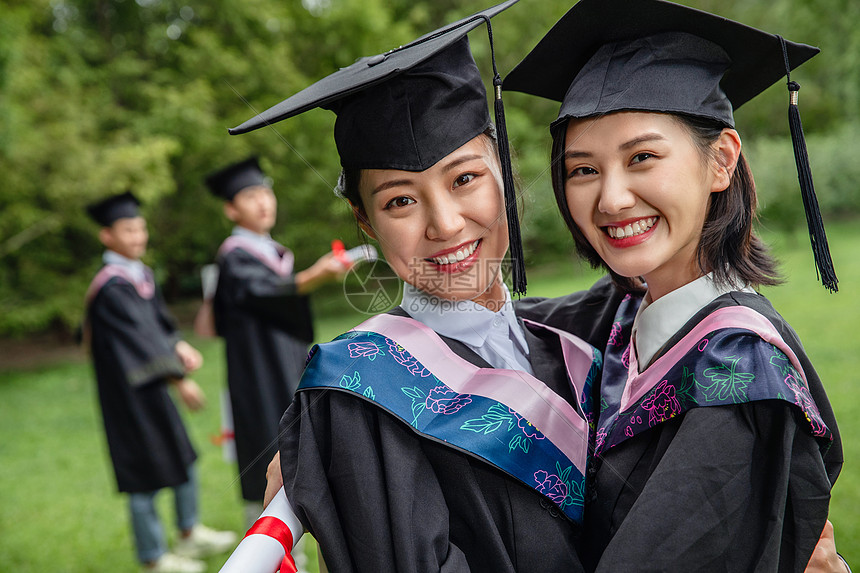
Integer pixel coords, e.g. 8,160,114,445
337,168,365,213
550,112,782,293
336,167,370,245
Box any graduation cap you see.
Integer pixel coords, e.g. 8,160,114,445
229,0,527,295
504,0,836,292
85,191,141,227
205,157,269,201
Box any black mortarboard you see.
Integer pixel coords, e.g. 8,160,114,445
85,191,141,227
504,0,836,291
229,0,528,294
205,157,268,201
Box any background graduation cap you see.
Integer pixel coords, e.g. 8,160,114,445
504,0,837,292
205,157,268,201
229,0,527,295
85,191,141,227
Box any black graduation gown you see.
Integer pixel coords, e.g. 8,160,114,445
213,246,314,501
277,296,621,572
88,276,197,493
514,274,627,352
581,291,843,572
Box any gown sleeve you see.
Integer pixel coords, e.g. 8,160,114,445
593,401,831,572
280,389,472,572
91,281,184,387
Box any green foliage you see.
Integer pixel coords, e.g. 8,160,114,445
759,220,860,561
1,0,859,336
750,122,860,233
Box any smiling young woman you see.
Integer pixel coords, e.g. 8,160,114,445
345,133,510,308
505,0,844,570
220,2,623,572
562,111,742,301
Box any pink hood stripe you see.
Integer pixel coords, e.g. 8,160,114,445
355,313,591,473
219,235,294,277
621,305,806,412
85,265,155,305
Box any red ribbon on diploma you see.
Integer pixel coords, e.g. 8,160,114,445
331,239,351,266
245,516,298,573
210,429,235,446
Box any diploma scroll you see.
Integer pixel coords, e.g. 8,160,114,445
200,264,220,300
343,244,378,264
193,264,220,338
219,390,237,463
331,240,378,266
219,486,304,573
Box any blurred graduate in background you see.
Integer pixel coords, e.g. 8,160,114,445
84,191,235,573
203,158,349,526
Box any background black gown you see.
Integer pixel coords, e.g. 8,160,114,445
580,291,843,572
278,282,626,573
88,276,197,493
213,246,313,502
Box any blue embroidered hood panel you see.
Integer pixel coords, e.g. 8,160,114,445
596,294,832,456
298,330,592,523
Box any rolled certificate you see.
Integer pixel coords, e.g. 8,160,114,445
219,486,304,573
344,244,378,263
219,390,237,463
200,264,220,300
332,240,378,266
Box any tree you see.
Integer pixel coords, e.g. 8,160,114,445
0,0,856,336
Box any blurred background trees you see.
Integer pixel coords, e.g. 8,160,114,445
1,0,857,337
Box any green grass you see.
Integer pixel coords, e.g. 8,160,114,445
760,220,860,564
0,222,857,570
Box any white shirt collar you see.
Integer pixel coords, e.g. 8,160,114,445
231,226,281,259
633,273,756,369
400,282,533,373
102,250,146,283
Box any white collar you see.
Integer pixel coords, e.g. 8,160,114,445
232,226,274,243
231,226,281,257
400,282,530,358
633,274,755,369
102,250,146,280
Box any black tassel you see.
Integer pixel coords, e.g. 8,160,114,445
493,78,527,296
779,36,837,292
484,18,526,296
